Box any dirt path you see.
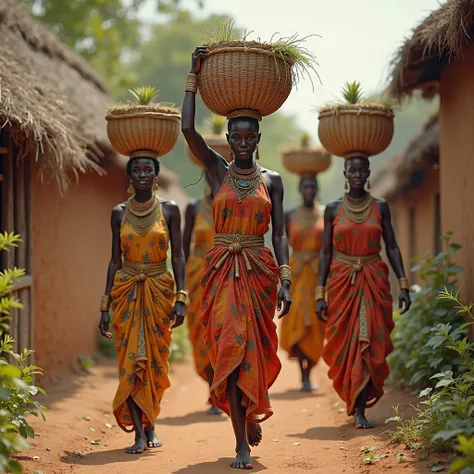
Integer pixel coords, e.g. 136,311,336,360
21,352,439,474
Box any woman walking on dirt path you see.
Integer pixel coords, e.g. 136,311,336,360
182,46,292,469
183,171,221,415
315,157,411,429
280,176,326,392
98,156,186,454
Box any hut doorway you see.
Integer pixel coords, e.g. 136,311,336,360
0,131,34,354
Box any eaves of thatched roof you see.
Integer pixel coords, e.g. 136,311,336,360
388,0,474,101
371,111,439,199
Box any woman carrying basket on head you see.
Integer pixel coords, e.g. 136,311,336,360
182,46,292,470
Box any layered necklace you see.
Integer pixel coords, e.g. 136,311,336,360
341,192,373,224
124,195,160,235
226,161,261,203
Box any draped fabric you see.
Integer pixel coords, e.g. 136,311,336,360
110,206,174,432
199,176,281,423
280,207,326,364
322,201,393,415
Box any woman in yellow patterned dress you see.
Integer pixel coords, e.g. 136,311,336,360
281,176,326,391
99,156,186,455
183,172,221,414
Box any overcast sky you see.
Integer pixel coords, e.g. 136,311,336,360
141,0,440,142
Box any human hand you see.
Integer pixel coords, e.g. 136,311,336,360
170,302,185,329
99,311,113,339
191,46,210,74
399,289,411,315
315,299,328,322
277,281,292,318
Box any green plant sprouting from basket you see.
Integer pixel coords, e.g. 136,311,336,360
200,19,321,88
300,131,311,148
208,115,226,135
342,81,363,104
129,86,160,105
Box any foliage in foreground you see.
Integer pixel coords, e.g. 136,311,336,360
0,232,47,473
389,232,466,388
387,288,474,474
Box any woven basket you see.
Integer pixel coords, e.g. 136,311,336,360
282,147,331,176
106,105,181,158
198,44,293,119
318,105,394,159
186,135,231,166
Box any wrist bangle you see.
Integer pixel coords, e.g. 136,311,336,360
279,265,292,284
100,295,111,312
176,290,188,305
399,277,410,291
185,73,198,93
315,286,325,301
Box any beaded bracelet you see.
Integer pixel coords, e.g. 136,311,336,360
279,265,292,284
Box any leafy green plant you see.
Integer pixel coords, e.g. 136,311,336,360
169,324,189,365
208,115,226,135
129,86,160,105
388,232,466,388
300,131,311,148
342,81,363,104
0,232,47,473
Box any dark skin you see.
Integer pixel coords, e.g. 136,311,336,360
182,46,292,470
285,177,320,392
315,157,411,429
183,173,221,415
98,158,186,454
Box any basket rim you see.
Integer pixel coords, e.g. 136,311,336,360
318,104,394,119
106,110,182,121
206,44,294,66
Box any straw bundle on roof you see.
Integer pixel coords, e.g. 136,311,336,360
370,111,439,199
387,0,474,101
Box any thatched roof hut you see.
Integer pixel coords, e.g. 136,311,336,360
0,0,179,192
388,0,474,100
371,111,439,198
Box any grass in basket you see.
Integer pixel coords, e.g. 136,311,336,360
317,81,396,114
205,114,226,135
107,86,180,116
200,19,321,88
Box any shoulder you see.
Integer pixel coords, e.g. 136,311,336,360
161,199,180,214
374,197,390,214
112,202,126,217
324,199,341,219
186,198,200,212
261,168,283,190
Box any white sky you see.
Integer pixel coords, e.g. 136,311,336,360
141,0,440,143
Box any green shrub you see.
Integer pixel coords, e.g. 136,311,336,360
389,232,466,388
0,232,47,473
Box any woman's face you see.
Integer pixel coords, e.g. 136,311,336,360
300,177,318,202
344,157,370,190
227,120,260,161
129,158,156,191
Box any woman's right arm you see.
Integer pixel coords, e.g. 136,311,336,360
99,206,123,338
183,201,197,262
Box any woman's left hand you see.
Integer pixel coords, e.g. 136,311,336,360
277,281,292,319
170,302,185,329
399,289,411,315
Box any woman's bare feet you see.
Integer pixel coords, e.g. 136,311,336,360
126,435,147,454
246,421,262,447
207,404,222,415
301,380,319,392
354,411,374,429
231,448,253,469
144,427,162,448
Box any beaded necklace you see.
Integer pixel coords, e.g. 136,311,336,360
225,161,262,203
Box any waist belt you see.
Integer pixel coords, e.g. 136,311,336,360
291,250,319,276
213,233,271,279
122,259,168,299
334,252,381,284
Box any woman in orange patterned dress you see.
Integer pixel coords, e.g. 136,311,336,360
99,156,186,454
315,157,411,429
182,47,292,469
281,176,326,391
183,172,221,415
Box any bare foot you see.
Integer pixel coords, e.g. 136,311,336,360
144,427,162,448
246,421,262,447
126,436,147,454
207,404,222,415
354,412,374,429
231,448,253,469
301,381,319,392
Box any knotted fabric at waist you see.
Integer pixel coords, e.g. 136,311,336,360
334,251,381,284
291,250,319,276
122,259,168,299
213,233,271,279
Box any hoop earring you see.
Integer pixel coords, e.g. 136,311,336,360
256,146,260,160
127,182,134,195
366,178,371,190
344,179,348,192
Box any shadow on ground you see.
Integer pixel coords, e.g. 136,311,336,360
156,410,228,426
172,456,267,473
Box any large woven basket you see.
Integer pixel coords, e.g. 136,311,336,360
198,44,293,119
282,147,331,176
318,105,394,159
186,135,231,166
106,105,181,158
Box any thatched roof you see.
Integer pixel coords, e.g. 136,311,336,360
388,0,474,100
371,111,439,198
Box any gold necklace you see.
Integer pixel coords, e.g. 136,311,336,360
125,196,160,235
226,162,262,203
341,193,373,224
